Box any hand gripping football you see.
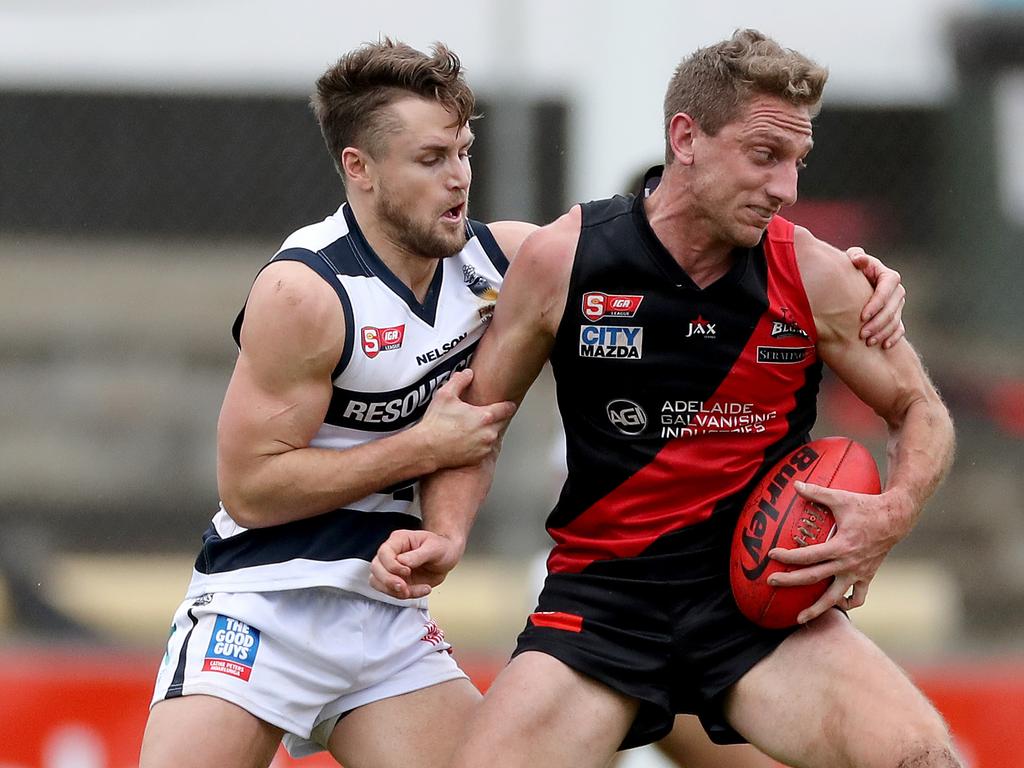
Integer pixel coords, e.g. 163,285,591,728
729,437,881,629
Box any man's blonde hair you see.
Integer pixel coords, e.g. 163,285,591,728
663,29,828,164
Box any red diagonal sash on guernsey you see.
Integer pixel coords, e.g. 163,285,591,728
548,218,816,574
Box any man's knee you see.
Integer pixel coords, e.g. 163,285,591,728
892,711,961,768
896,744,962,768
832,699,960,768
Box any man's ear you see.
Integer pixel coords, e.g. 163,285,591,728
341,147,374,192
667,112,698,166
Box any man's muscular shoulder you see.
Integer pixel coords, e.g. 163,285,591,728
484,208,581,342
240,259,346,379
518,206,580,273
487,220,539,262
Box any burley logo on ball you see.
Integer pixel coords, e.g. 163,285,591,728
203,615,261,681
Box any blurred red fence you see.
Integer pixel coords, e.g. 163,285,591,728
0,649,1021,767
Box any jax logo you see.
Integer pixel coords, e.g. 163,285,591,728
579,325,643,359
582,292,644,322
685,315,716,339
361,324,406,359
203,616,261,681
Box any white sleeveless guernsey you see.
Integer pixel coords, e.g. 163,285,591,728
185,202,507,606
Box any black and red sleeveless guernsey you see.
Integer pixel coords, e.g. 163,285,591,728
513,181,824,750
546,192,821,576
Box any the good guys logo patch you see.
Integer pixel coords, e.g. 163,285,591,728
203,615,261,681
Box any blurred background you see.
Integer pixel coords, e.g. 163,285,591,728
1,0,1023,766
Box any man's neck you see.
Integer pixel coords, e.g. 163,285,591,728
643,169,735,290
347,198,439,303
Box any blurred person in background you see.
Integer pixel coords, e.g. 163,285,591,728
373,28,958,768
138,36,907,768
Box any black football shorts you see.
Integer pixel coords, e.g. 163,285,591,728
513,516,798,749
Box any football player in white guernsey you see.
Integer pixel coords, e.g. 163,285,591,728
142,39,909,768
140,40,531,768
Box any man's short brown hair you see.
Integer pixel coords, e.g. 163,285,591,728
312,39,475,177
663,29,828,163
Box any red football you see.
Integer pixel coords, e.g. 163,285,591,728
729,436,881,629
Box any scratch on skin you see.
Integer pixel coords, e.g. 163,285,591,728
273,279,304,307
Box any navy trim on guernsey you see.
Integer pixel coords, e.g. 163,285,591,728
195,509,423,575
272,247,357,379
323,343,476,433
229,247,357,380
467,219,510,275
341,205,444,326
164,608,199,699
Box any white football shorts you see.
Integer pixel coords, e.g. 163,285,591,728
150,587,467,757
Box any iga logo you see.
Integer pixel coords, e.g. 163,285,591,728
361,324,406,358
582,292,644,322
606,399,647,435
203,615,261,681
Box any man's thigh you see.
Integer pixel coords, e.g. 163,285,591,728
450,651,638,768
724,610,959,768
327,677,481,768
140,695,283,768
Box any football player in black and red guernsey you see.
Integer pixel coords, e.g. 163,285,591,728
372,29,959,768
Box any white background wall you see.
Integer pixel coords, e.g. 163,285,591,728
0,0,978,201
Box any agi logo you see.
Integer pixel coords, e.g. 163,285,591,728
203,615,261,681
361,324,405,358
582,292,644,322
606,399,647,435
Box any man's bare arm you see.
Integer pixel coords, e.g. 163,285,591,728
768,227,955,622
370,212,578,598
